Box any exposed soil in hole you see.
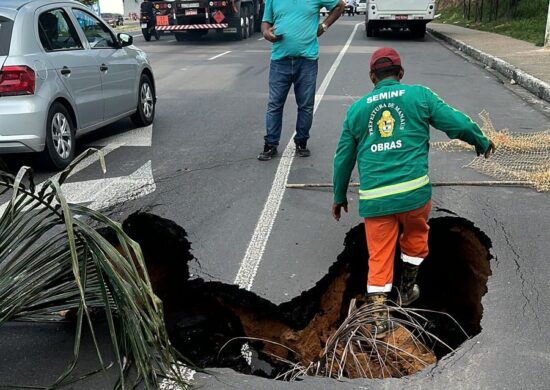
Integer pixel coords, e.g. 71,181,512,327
116,212,492,380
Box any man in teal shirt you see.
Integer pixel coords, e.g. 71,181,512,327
258,0,345,161
332,48,495,338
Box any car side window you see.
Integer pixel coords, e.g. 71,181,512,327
72,9,117,49
38,9,83,52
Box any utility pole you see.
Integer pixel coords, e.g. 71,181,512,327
546,0,550,48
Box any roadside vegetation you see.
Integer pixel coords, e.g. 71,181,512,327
436,0,549,46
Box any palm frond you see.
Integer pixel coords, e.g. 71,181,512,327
0,149,189,389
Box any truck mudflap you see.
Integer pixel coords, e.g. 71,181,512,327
156,24,229,30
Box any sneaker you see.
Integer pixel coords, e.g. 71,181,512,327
296,144,311,157
258,144,278,161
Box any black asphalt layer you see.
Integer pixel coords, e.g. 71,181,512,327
1,16,550,389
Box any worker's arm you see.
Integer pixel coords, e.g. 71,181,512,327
318,0,346,37
261,0,281,42
332,116,357,221
426,87,495,158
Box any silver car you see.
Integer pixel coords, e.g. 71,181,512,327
0,0,156,169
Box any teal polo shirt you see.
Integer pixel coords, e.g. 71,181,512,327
263,0,340,60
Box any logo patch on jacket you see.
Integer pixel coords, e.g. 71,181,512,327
377,110,395,137
368,103,406,136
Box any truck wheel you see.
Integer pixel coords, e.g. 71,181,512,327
175,33,185,42
366,21,373,37
42,102,75,170
248,11,254,37
412,24,426,38
142,28,151,41
242,8,249,39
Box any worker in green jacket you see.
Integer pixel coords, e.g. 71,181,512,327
332,47,495,338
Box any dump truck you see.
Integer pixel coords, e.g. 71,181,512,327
365,0,436,38
151,0,264,41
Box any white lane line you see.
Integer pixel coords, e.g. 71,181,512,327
234,22,363,291
208,50,232,61
258,37,265,41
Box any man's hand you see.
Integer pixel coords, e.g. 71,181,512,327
484,140,496,158
319,0,345,37
262,25,282,43
317,24,326,37
332,202,348,221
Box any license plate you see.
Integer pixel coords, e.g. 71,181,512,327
181,3,199,8
156,15,169,25
395,15,408,20
185,9,198,15
141,23,148,28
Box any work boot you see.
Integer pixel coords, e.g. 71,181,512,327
258,144,278,161
400,263,420,306
366,292,391,339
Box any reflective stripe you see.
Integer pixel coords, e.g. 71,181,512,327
367,284,392,293
402,253,423,265
359,175,430,200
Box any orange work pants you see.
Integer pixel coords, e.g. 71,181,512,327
364,200,431,293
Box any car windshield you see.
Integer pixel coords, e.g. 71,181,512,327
0,16,14,56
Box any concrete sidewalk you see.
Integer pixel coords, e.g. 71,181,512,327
428,23,550,103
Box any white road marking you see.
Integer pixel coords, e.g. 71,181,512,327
0,125,154,214
234,22,364,290
258,37,265,41
208,50,232,61
60,161,156,211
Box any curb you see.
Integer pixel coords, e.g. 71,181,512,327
428,27,550,104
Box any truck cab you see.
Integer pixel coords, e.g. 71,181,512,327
365,0,436,38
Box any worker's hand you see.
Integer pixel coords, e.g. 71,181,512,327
332,202,348,221
263,27,282,43
484,140,496,158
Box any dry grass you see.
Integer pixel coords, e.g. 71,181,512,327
227,299,467,381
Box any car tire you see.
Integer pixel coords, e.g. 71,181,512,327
42,102,75,170
131,74,155,127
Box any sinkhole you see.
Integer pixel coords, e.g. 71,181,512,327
118,212,492,380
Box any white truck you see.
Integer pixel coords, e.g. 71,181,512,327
365,0,436,38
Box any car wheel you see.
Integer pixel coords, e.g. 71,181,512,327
42,102,75,170
131,74,155,127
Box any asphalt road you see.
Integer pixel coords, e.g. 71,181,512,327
2,15,550,389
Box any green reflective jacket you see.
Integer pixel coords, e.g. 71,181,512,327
333,79,491,218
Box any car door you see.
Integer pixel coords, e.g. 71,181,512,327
37,7,103,130
70,9,137,121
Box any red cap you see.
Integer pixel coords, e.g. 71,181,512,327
370,47,402,71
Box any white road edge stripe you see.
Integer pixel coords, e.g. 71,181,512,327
234,22,364,291
208,50,232,61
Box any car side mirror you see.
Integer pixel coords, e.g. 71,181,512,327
117,33,133,47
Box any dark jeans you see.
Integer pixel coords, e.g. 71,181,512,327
265,57,318,147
